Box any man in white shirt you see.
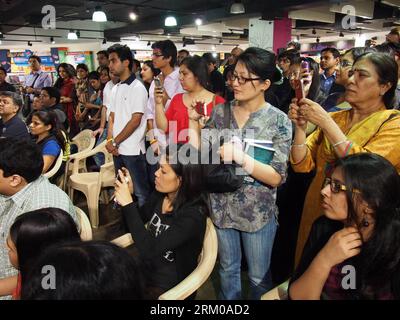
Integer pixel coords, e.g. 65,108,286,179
146,40,184,152
106,44,151,206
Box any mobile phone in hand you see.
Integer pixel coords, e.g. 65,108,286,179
294,79,305,101
154,77,162,89
195,101,207,116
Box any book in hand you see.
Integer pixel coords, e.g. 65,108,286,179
243,139,275,165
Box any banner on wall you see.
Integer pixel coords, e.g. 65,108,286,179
0,50,12,73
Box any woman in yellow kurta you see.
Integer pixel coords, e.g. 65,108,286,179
288,52,400,266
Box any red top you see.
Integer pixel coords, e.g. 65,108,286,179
12,273,21,300
165,93,225,143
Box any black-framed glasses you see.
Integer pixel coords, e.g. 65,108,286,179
152,53,164,57
323,177,360,194
229,73,261,85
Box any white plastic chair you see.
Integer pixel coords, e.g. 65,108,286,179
74,206,93,241
68,140,114,228
260,280,290,300
43,149,64,179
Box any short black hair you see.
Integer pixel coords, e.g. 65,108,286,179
152,40,178,67
0,138,43,182
180,55,210,89
133,59,141,69
277,49,300,63
76,63,89,72
178,49,190,56
202,52,218,66
0,66,7,76
107,44,134,71
321,47,340,59
287,41,301,51
41,87,61,105
0,91,23,110
97,50,109,58
88,71,100,81
28,55,41,64
21,240,145,300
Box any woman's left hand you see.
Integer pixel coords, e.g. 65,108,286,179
298,98,331,128
114,169,134,207
218,142,245,165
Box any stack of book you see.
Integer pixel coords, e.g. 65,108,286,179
243,139,275,165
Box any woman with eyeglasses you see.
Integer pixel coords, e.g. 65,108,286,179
289,153,400,300
188,47,292,299
154,55,225,144
288,52,400,267
323,47,375,111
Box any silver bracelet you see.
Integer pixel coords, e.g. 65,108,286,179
291,143,306,148
332,140,348,148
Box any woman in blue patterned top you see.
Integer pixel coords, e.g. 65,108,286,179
188,47,292,299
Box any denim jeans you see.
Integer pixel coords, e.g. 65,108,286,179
93,124,108,168
216,219,278,300
113,153,151,207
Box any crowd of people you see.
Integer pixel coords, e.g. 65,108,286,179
0,26,400,300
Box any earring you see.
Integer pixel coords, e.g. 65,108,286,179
361,217,370,228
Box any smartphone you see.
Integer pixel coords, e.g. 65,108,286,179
154,77,162,89
301,60,311,84
294,79,305,101
195,101,207,116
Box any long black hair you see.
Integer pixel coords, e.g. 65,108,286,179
21,240,145,300
165,143,208,214
54,63,76,89
31,110,67,151
335,153,400,299
180,55,210,89
10,208,80,286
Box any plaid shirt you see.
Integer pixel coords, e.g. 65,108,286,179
0,176,77,283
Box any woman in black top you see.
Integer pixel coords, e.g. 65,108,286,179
289,153,400,300
114,143,208,299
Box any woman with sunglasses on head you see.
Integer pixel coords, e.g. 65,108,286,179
289,153,400,300
188,47,292,300
289,52,400,267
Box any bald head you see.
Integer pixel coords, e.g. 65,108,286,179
228,47,244,65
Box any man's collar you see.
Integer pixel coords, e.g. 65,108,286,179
120,73,136,85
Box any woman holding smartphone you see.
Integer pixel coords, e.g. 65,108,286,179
114,144,208,299
154,55,225,144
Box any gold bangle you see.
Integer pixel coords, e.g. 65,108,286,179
150,139,157,145
291,143,306,148
332,140,347,148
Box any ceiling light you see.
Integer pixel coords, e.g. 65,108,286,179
230,1,245,14
68,30,78,40
50,36,55,44
129,9,138,21
102,38,107,44
165,16,177,27
312,28,316,35
183,43,186,47
27,41,32,46
195,18,203,26
316,37,320,43
212,52,218,58
339,31,344,37
219,39,223,44
147,41,151,46
92,6,107,22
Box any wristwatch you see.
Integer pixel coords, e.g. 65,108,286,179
112,141,119,148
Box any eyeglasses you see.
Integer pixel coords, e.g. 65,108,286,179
323,177,361,194
152,53,164,58
340,61,353,68
229,74,261,85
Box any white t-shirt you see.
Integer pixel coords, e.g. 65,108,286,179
145,68,184,148
110,74,148,156
103,80,116,121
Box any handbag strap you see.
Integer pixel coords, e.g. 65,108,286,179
223,102,231,129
